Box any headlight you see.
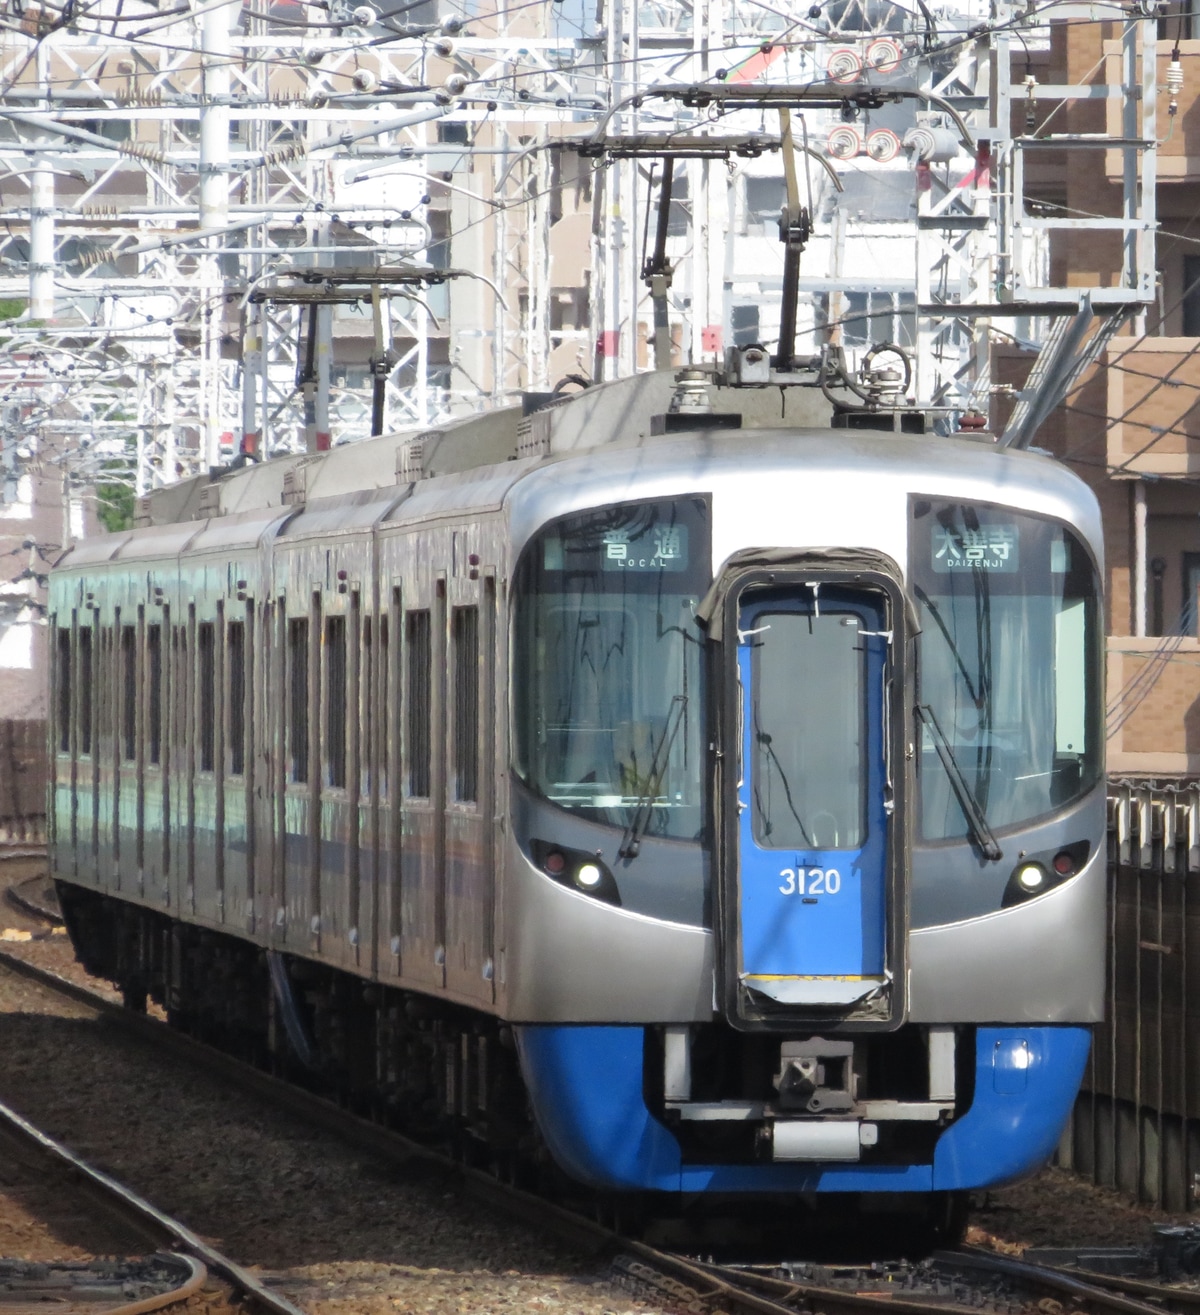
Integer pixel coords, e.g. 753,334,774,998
575,863,602,889
527,839,621,906
1002,841,1090,907
1015,863,1046,892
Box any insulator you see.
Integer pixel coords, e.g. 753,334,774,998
865,37,903,74
1167,58,1184,96
865,128,901,162
352,68,379,92
902,124,959,163
443,73,469,96
826,124,863,159
826,47,862,84
432,36,455,56
120,141,168,165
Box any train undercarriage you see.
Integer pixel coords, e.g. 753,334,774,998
55,878,978,1247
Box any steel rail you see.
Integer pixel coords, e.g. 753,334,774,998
5,872,63,925
2,944,1195,1315
1034,1268,1200,1312
0,1253,208,1315
0,947,614,1256
0,959,310,1315
946,1247,1178,1315
0,1098,291,1314
957,1245,1200,1314
0,948,937,1315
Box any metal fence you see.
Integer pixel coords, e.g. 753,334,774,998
1062,781,1200,1209
0,719,47,845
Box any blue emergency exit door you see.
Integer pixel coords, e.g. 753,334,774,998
735,584,890,1009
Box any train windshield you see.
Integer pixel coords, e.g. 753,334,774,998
910,498,1102,842
513,497,710,841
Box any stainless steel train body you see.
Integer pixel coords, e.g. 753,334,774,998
49,370,1105,1200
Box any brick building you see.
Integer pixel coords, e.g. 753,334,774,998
995,14,1200,776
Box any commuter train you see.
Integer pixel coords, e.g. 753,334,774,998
48,359,1104,1222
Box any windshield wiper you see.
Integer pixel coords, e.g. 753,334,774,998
913,585,983,708
619,693,687,859
916,703,1002,861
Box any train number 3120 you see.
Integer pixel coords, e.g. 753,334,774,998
778,868,842,896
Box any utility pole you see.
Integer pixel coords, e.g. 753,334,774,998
29,45,54,323
199,0,236,468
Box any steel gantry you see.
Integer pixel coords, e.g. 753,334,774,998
0,0,1162,514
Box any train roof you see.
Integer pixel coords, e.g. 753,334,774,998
127,370,837,528
56,370,1100,575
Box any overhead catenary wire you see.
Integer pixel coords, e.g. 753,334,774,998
0,0,1173,472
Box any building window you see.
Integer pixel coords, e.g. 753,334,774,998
745,176,785,230
1159,1,1196,41
325,615,347,788
1183,553,1200,636
666,173,691,238
452,606,479,803
732,304,761,347
840,290,916,348
198,622,215,773
550,288,591,332
437,119,470,145
1183,256,1200,336
548,147,593,225
122,625,137,762
426,209,451,271
148,624,163,765
288,618,309,784
406,610,432,797
228,620,245,776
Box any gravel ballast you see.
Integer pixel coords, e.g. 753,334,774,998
0,870,1191,1310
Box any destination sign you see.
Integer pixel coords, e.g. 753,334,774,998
600,523,689,572
931,523,1019,573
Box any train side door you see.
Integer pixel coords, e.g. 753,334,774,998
733,583,892,1018
398,565,448,990
443,548,497,1007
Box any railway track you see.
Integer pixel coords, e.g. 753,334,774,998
0,1087,302,1315
0,950,1190,1315
0,862,1195,1315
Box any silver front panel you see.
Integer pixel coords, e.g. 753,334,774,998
907,844,1106,1022
501,836,715,1023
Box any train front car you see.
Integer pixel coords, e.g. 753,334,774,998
502,433,1105,1204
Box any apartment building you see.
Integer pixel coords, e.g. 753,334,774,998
990,14,1200,776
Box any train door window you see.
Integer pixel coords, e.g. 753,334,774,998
121,625,137,762
99,631,113,757
406,609,432,797
362,615,372,792
147,624,163,765
288,617,309,783
380,611,390,795
198,621,216,773
57,628,71,752
451,605,479,803
325,614,347,788
170,627,180,756
78,625,94,756
228,620,245,776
